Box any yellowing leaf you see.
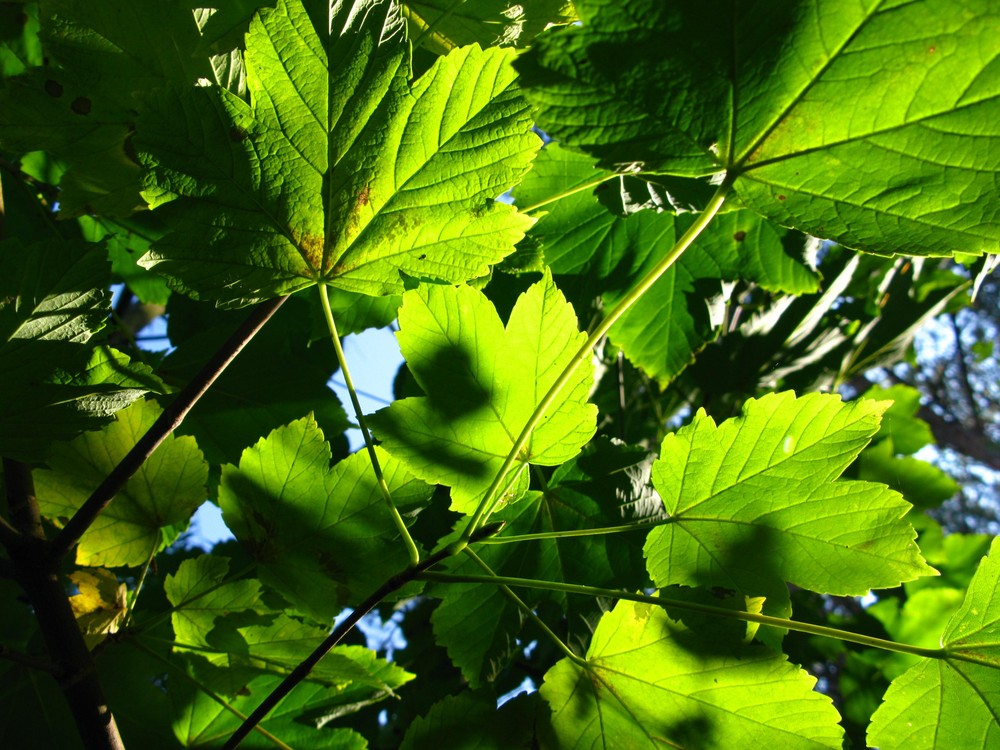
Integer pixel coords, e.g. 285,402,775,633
69,568,127,650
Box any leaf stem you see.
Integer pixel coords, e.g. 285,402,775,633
462,548,585,667
461,178,734,542
318,284,420,567
478,517,672,544
122,540,158,630
50,295,289,562
417,571,947,662
519,173,619,214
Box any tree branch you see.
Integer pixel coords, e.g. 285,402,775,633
50,295,289,561
5,460,124,750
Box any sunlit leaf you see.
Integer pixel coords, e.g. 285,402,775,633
136,0,540,306
539,599,844,748
517,0,1000,258
219,414,433,620
644,392,935,605
869,538,1000,749
35,399,209,567
68,568,128,650
370,273,596,513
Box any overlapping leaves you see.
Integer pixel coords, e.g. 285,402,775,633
0,239,159,460
869,538,1000,748
35,399,208,567
516,0,1000,258
219,414,433,620
136,0,540,306
539,599,844,748
369,273,597,514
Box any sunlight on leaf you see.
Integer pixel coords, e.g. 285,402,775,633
370,272,596,514
219,414,433,619
136,0,540,306
644,392,936,605
869,537,1000,749
35,399,208,567
539,599,844,748
517,0,1000,258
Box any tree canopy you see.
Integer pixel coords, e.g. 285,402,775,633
1,1,998,748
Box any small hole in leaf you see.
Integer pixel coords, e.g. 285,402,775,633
44,79,64,98
70,96,92,115
418,254,427,260
733,231,746,242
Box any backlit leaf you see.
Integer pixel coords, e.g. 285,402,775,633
644,392,935,603
517,0,1000,258
219,414,433,620
35,399,209,567
869,538,1000,749
539,599,844,749
369,273,596,513
136,0,540,306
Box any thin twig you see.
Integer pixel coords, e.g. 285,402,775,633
222,521,506,750
51,295,289,561
0,643,59,674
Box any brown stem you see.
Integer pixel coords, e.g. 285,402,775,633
50,295,289,561
4,459,125,750
222,522,507,750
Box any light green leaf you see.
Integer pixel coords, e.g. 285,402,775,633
77,215,172,306
369,273,596,513
644,392,935,602
517,0,1000,258
867,587,965,680
136,0,539,306
863,384,935,455
219,414,433,620
539,599,844,749
869,538,1000,749
403,0,575,54
165,554,413,707
35,399,209,567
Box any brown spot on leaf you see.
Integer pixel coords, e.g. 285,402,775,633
928,46,936,54
357,184,370,206
777,194,786,201
44,79,63,98
229,126,248,142
296,232,324,271
418,254,427,260
733,230,746,242
70,96,91,115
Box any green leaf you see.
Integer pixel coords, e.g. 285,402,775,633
77,215,172,306
517,145,818,383
403,0,575,54
644,392,935,604
165,554,414,707
858,439,958,509
369,273,597,514
517,0,1000,258
867,588,965,680
219,414,433,620
136,0,540,306
869,538,1000,749
35,399,209,567
0,0,214,215
400,689,532,749
539,599,844,749
171,674,368,749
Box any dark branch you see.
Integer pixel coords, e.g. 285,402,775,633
51,295,289,561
